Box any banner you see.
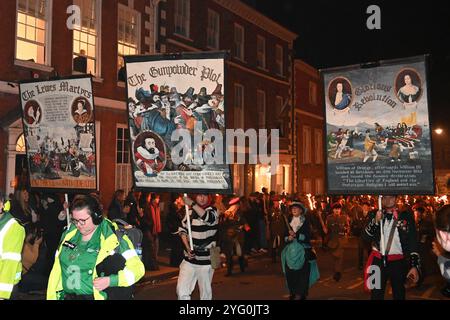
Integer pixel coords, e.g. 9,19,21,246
19,76,97,191
322,56,435,195
124,52,232,193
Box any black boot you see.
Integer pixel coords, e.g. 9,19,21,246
272,249,277,263
225,257,233,277
239,256,246,273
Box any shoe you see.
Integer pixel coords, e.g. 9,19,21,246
259,248,268,253
251,248,258,254
333,272,342,282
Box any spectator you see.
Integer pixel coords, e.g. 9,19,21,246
432,204,450,297
138,192,158,271
73,49,87,73
19,223,48,293
107,189,126,221
166,194,185,267
150,194,162,260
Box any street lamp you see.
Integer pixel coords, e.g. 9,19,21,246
435,128,443,135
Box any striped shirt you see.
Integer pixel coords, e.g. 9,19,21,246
178,206,219,265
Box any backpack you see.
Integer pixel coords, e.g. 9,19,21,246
95,219,143,300
113,219,143,260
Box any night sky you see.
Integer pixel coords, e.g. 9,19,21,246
243,0,450,129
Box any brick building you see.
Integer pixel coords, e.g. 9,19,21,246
0,0,161,206
156,0,297,195
0,0,297,206
293,60,326,195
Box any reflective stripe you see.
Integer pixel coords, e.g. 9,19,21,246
122,249,137,260
0,283,14,292
0,219,17,254
1,252,21,262
15,272,21,280
123,268,135,286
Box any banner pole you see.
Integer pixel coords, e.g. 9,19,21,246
378,195,385,266
184,193,194,251
65,193,70,228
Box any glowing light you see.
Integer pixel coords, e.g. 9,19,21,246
306,194,313,210
435,128,443,135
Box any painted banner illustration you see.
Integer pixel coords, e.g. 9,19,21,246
19,76,97,191
124,52,232,193
322,55,435,195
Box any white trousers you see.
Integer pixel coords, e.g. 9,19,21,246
176,259,214,300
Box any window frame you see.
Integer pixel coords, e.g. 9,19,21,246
15,0,53,67
206,9,220,50
256,35,266,70
71,0,102,77
275,44,284,76
117,3,141,80
115,124,132,194
174,0,190,38
233,23,245,61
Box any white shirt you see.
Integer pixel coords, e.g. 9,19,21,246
382,218,403,255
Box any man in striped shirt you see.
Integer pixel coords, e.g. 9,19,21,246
176,194,219,300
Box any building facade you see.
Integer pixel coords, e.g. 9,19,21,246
0,0,297,207
0,0,161,206
156,0,297,196
294,60,325,195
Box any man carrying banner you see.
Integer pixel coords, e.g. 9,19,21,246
362,195,421,300
176,194,219,300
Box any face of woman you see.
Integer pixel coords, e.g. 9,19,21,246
404,75,412,85
196,194,209,207
333,208,341,215
72,207,97,237
22,190,29,202
336,83,343,92
291,207,302,217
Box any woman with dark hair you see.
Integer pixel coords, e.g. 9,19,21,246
107,189,126,221
166,194,185,267
432,204,450,297
137,192,158,271
281,201,319,300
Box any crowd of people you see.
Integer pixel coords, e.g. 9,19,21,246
0,186,449,300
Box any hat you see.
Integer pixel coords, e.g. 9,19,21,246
228,197,240,206
150,84,158,94
289,200,307,213
211,84,223,97
331,202,342,209
183,87,195,100
197,87,208,97
160,85,170,93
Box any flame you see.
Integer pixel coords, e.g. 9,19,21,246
306,194,313,210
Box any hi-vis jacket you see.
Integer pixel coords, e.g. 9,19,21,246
47,218,145,300
0,206,26,299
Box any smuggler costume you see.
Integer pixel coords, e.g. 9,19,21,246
281,202,320,300
220,197,247,276
362,208,421,300
176,200,219,300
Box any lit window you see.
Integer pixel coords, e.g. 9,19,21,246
207,9,219,49
118,4,140,81
16,0,49,64
72,0,100,75
174,0,190,38
16,134,26,152
314,128,323,164
303,126,312,164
